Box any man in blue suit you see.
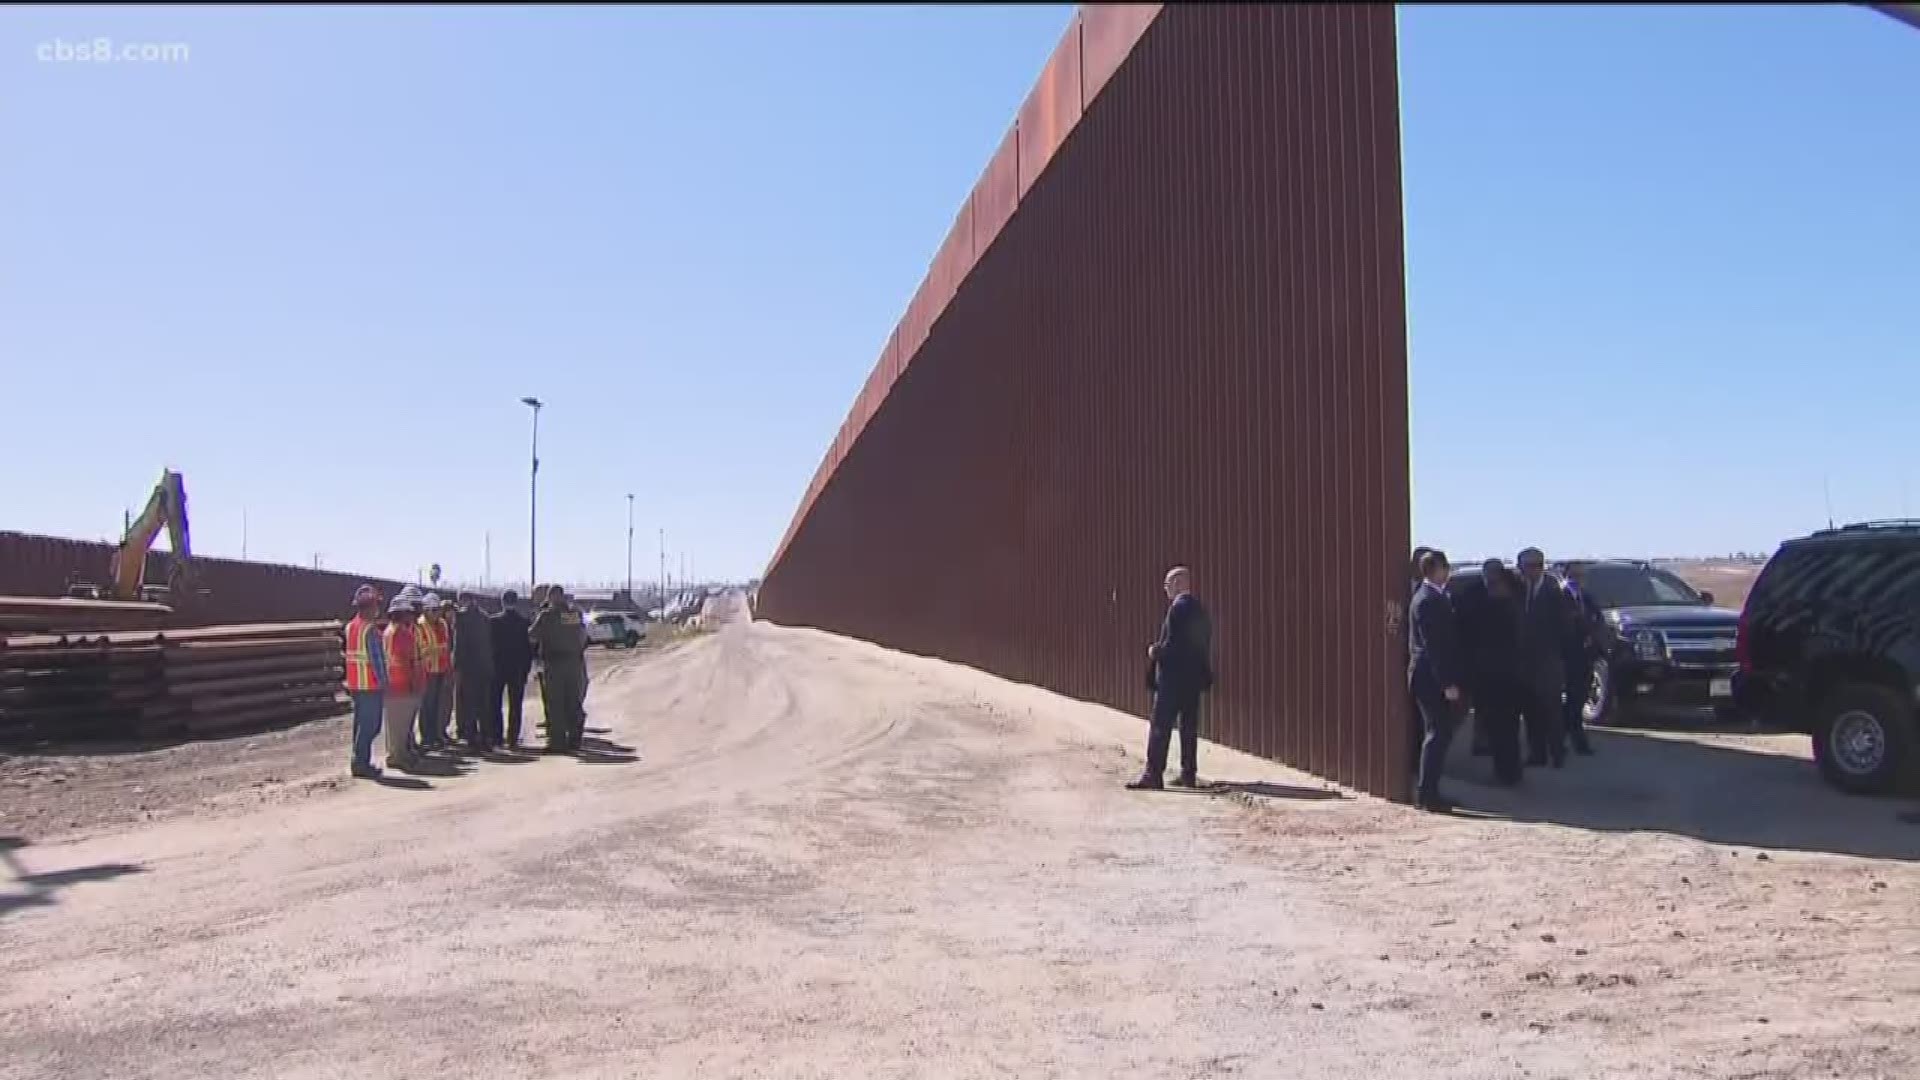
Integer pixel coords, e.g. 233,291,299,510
1408,549,1467,812
1128,565,1214,791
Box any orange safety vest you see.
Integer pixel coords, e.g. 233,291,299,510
384,623,423,695
343,615,380,692
420,617,452,675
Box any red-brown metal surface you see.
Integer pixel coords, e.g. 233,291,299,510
1016,14,1084,201
970,124,1022,260
759,4,1412,801
1080,3,1161,109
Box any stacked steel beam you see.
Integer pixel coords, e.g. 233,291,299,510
0,633,166,742
0,622,345,744
0,595,173,635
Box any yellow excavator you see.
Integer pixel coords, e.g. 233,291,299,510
65,470,202,609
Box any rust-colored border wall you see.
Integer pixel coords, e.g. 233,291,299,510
0,531,436,626
759,4,1413,800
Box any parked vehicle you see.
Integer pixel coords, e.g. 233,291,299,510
1443,560,1740,727
1736,520,1920,795
1558,560,1743,727
660,591,707,624
584,610,647,649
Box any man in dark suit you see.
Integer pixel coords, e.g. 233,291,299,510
1407,546,1437,775
1127,565,1214,791
1515,546,1571,768
1560,562,1603,757
1457,559,1525,786
1408,549,1466,812
488,590,535,750
452,592,496,751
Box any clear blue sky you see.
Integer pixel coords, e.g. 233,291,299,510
1,6,1912,585
1403,4,1916,560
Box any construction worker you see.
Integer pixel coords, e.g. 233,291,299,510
342,584,389,779
381,591,427,772
530,586,588,753
417,593,454,750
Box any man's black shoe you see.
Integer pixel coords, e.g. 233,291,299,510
1171,773,1199,788
1417,795,1458,814
1573,743,1596,757
1125,776,1164,791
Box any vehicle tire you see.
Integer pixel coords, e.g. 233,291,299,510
1582,658,1614,727
625,631,641,649
1812,682,1915,796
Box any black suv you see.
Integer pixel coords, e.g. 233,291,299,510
1558,560,1743,726
1736,521,1920,795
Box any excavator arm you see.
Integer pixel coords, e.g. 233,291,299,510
110,470,194,603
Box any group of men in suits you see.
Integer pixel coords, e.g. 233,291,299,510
1117,552,1598,808
1405,546,1599,812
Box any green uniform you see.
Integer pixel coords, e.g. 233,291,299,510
531,604,588,752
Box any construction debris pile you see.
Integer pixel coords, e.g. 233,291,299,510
0,621,345,745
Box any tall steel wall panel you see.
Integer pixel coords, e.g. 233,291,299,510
759,4,1413,800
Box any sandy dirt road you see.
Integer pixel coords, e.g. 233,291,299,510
4,601,1919,1079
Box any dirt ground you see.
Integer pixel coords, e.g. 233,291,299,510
4,595,1918,1079
1670,561,1763,610
0,641,650,844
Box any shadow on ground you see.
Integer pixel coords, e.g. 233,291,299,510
1155,780,1345,801
1598,713,1795,737
2,837,147,918
395,756,472,779
0,711,347,758
574,736,640,765
372,775,433,791
1212,780,1346,801
1445,726,1920,862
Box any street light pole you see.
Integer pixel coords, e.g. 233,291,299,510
521,396,543,589
625,493,635,603
659,528,666,606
